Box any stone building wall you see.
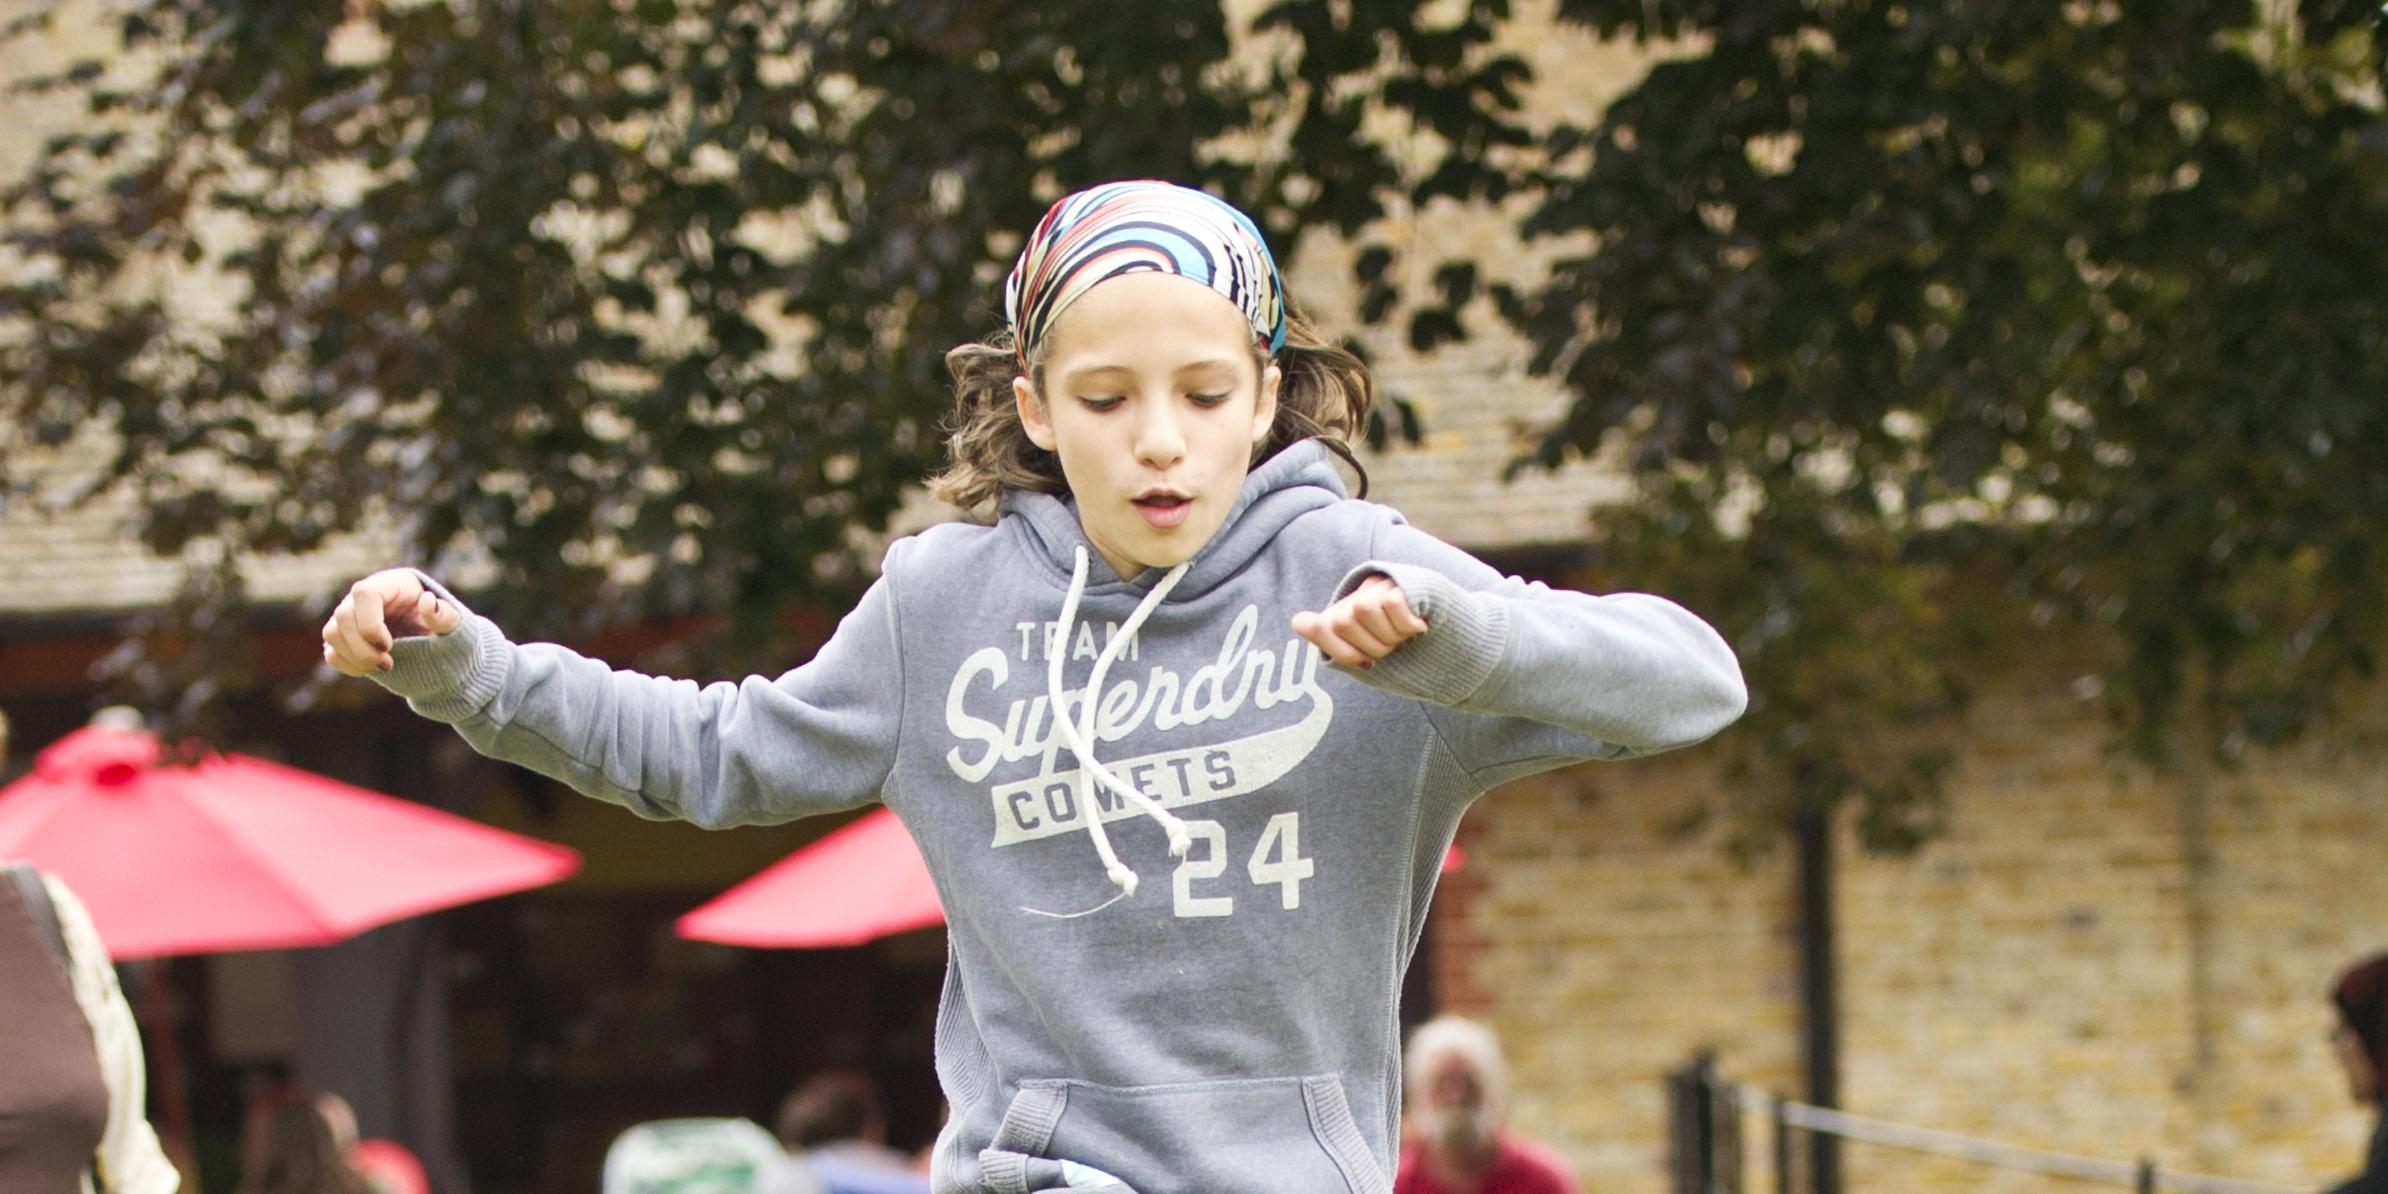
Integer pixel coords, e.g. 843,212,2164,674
1439,644,2388,1193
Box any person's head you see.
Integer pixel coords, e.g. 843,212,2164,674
932,180,1373,578
312,1091,361,1152
240,1088,369,1194
773,1067,888,1151
1403,1015,1510,1159
2333,953,2388,1106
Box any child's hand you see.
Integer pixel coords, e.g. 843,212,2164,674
1292,574,1429,669
322,569,462,675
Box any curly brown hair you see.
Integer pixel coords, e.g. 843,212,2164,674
927,307,1375,514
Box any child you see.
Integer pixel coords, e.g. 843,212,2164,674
323,180,1746,1194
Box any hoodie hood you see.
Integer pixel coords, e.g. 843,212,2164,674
996,440,1349,600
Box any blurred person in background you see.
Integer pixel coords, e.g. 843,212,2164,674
1396,1016,1578,1194
311,1092,430,1194
0,706,181,1194
762,1068,929,1194
237,1089,370,1194
2329,953,2388,1194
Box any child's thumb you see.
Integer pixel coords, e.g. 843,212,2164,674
420,591,462,635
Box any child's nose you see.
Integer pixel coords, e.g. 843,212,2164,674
1133,402,1186,467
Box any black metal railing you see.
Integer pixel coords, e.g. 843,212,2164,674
1666,1056,2303,1194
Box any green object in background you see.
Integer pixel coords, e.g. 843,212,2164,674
601,1118,784,1194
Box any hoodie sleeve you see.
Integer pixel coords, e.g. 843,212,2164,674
1325,512,1745,785
368,565,905,829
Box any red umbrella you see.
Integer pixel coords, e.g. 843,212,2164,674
678,807,940,948
0,724,581,960
676,807,1467,949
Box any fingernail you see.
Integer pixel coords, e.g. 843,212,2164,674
1359,659,1374,670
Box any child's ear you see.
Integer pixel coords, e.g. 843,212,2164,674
1251,362,1283,442
1014,376,1057,451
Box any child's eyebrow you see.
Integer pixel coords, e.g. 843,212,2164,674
1060,360,1242,389
1059,364,1129,389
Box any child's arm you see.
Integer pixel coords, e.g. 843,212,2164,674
323,566,904,828
1293,515,1746,769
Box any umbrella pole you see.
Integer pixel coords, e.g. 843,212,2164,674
140,958,200,1193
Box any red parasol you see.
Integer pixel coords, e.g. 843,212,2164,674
0,724,581,960
676,807,1466,949
676,807,941,949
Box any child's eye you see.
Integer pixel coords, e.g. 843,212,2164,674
1079,396,1125,412
1189,392,1231,407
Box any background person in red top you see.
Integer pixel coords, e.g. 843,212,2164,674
1395,1016,1581,1194
313,1090,431,1194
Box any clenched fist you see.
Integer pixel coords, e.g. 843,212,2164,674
1291,574,1428,669
321,569,462,676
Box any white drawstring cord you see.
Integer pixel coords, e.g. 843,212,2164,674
1061,549,1194,856
1020,546,1191,918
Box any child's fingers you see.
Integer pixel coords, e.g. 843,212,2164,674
327,601,385,674
1292,612,1372,669
1324,606,1395,660
352,586,392,652
1336,617,1395,659
319,605,358,675
1346,576,1426,644
321,622,373,676
1352,600,1408,647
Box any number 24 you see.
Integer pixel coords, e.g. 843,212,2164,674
1172,812,1316,918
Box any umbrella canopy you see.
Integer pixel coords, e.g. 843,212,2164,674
677,807,940,949
677,807,1468,949
0,725,581,959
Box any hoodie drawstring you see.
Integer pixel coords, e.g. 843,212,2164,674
1021,546,1192,919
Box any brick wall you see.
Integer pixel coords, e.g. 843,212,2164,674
1440,650,2388,1193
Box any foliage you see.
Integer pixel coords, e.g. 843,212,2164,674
10,0,2386,851
0,0,1496,729
1467,0,2388,843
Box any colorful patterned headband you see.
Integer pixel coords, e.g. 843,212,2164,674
1004,180,1286,367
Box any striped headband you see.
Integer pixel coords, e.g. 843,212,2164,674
1004,180,1286,367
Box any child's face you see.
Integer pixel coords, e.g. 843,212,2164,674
1014,271,1282,579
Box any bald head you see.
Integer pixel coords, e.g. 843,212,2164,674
1404,1015,1511,1159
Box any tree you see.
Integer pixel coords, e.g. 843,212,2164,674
1419,0,2388,848
0,0,1513,733
20,0,2377,853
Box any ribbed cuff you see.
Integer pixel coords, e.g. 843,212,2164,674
376,572,511,723
977,1148,1030,1194
1330,561,1508,708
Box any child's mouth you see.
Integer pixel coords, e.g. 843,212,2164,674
1133,495,1193,529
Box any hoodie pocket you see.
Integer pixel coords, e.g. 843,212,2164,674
976,1073,1389,1194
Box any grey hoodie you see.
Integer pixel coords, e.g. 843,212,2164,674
374,441,1746,1194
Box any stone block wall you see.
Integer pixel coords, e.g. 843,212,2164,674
1437,652,2388,1193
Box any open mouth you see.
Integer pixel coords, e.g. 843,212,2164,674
1133,493,1193,529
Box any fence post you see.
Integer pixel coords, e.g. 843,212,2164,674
1772,1094,1794,1194
2138,1158,2158,1194
1668,1053,1720,1194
